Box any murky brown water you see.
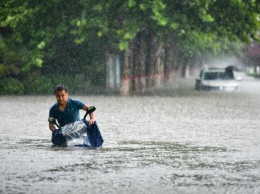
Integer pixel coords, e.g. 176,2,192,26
0,75,260,194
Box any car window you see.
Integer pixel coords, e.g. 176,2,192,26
203,72,234,80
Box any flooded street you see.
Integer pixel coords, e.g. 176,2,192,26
0,75,260,194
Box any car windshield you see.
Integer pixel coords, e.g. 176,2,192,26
203,72,234,80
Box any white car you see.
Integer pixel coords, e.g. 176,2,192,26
195,67,240,91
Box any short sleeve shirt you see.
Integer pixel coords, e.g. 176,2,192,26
49,98,84,127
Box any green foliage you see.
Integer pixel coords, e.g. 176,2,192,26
0,78,24,95
23,74,74,95
25,75,53,95
84,64,106,87
23,73,96,95
0,0,259,94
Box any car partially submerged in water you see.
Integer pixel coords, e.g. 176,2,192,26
195,67,240,91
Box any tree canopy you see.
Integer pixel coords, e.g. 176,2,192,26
0,0,259,94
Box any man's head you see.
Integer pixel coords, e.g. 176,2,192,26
55,84,68,93
55,85,69,106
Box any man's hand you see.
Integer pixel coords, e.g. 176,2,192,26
88,118,95,125
83,104,95,125
49,124,56,132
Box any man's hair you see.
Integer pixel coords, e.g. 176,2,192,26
55,84,68,93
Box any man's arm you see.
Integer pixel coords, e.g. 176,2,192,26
83,104,95,125
49,106,57,132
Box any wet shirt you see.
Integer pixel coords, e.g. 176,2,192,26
49,98,84,127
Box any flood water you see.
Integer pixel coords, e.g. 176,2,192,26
0,75,260,194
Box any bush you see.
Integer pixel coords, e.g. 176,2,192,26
24,74,93,94
26,75,53,94
0,78,25,95
0,73,101,95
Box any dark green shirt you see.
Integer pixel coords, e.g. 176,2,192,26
49,98,84,127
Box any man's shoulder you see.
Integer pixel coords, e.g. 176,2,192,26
69,98,83,104
69,98,84,108
49,102,58,116
49,102,58,111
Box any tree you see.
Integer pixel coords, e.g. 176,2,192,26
244,40,260,73
0,0,78,75
0,0,259,95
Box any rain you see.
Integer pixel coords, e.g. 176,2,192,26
0,1,260,194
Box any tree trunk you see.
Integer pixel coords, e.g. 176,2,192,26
146,31,156,88
132,32,146,93
164,34,174,85
120,49,131,95
180,57,191,78
146,31,163,88
154,43,163,87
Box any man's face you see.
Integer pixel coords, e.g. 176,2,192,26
55,90,69,106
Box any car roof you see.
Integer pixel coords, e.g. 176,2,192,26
201,68,226,73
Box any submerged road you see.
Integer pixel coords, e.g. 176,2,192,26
0,74,259,194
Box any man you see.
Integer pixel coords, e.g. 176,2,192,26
49,84,95,132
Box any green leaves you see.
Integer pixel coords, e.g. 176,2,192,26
0,0,259,86
198,8,214,22
128,0,136,8
37,41,45,50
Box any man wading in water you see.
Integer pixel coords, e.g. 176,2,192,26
49,84,95,131
48,84,103,146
